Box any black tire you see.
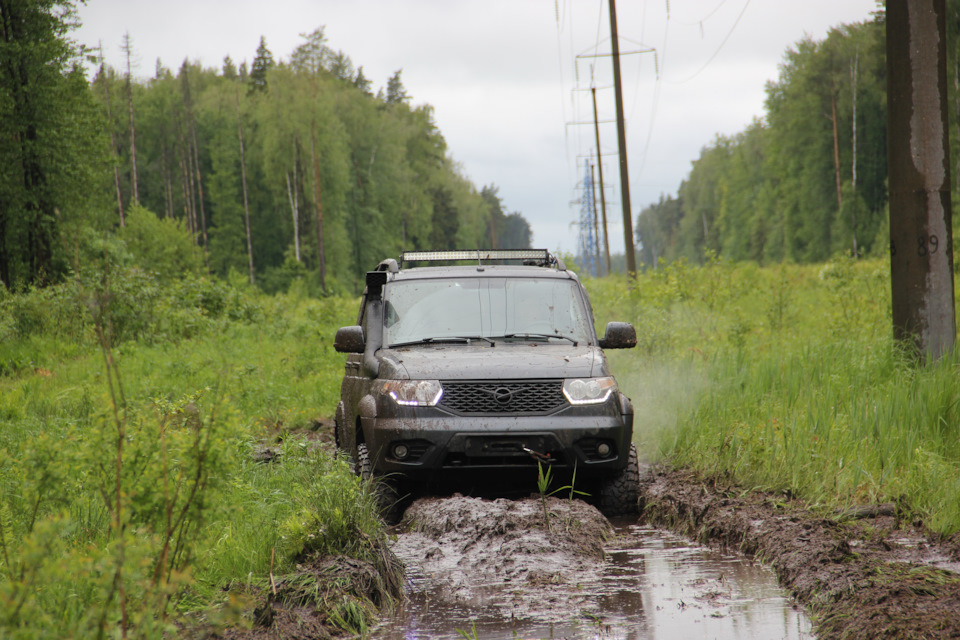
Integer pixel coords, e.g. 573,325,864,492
357,443,403,524
599,443,640,516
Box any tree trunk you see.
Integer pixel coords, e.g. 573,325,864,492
162,143,173,219
178,123,196,234
311,129,326,292
236,89,255,284
850,48,859,257
954,34,960,203
182,65,209,264
98,48,125,227
831,92,842,210
191,124,209,263
122,33,139,204
285,169,300,262
178,136,192,230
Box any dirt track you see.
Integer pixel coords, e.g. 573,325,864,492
638,465,960,639
390,494,612,623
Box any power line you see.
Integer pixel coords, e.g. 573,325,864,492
666,0,751,85
555,0,575,192
631,7,669,192
672,0,733,27
594,0,605,71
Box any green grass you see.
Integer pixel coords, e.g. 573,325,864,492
587,255,960,536
0,273,392,638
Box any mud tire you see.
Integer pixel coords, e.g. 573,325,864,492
598,443,640,516
357,443,403,524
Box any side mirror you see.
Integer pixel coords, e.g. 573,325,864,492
334,325,365,353
598,322,637,349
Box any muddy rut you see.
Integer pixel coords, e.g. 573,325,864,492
379,492,809,639
217,453,960,639
390,495,612,623
638,465,960,639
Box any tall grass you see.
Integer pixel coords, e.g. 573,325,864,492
0,269,389,637
587,255,960,536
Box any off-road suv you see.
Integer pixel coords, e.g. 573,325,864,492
334,249,638,517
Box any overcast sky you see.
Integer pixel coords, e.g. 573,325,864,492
76,0,880,255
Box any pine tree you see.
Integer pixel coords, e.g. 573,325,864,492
248,36,274,93
429,187,458,249
385,69,409,104
222,55,237,79
0,0,109,287
354,66,372,95
328,50,354,81
290,27,328,75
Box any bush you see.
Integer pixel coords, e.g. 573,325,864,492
120,205,204,282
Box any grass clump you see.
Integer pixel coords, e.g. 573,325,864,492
586,255,960,536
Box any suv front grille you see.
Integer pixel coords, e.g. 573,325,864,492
439,380,566,415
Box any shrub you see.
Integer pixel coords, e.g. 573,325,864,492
120,205,205,282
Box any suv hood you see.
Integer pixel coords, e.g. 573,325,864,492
377,343,604,380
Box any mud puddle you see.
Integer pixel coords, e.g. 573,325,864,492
378,495,812,639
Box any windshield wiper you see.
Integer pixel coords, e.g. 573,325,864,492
501,332,578,346
388,336,495,348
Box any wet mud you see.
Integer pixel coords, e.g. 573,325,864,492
638,465,960,639
390,495,611,623
379,494,810,639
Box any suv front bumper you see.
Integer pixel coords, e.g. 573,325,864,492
361,395,633,478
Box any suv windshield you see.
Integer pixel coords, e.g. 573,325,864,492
383,277,592,347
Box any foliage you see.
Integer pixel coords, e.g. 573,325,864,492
120,204,205,280
278,454,380,560
84,27,534,297
587,257,960,536
481,185,534,249
0,270,373,637
535,460,588,533
637,12,893,266
0,0,112,289
3,8,535,293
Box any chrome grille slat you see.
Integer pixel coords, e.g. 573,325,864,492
439,380,565,415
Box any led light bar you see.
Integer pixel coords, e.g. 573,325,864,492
401,249,550,263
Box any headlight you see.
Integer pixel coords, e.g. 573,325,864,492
562,377,617,405
379,380,443,406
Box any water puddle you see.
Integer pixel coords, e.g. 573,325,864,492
381,518,814,639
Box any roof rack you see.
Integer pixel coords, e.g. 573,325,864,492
399,249,564,269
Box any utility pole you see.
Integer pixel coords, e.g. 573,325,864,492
886,0,956,359
608,0,638,277
591,86,612,275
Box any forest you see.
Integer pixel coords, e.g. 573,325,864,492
0,2,532,295
634,3,959,268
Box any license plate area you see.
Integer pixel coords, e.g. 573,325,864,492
465,435,547,457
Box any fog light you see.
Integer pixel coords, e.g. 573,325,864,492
393,443,410,460
596,442,611,457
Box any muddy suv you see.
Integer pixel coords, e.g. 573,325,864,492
334,250,638,517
